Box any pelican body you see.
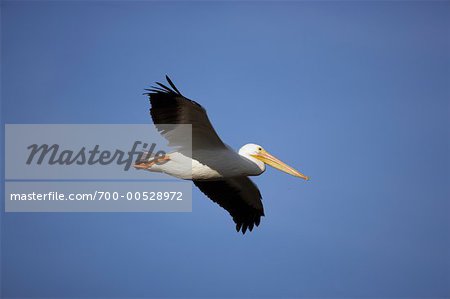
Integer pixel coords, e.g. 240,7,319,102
136,76,309,234
146,144,308,181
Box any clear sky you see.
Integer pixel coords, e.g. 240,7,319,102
1,1,449,298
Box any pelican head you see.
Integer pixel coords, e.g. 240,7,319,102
239,143,309,180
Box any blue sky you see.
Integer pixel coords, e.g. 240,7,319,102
1,1,449,298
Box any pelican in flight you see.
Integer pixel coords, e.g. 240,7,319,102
135,76,309,234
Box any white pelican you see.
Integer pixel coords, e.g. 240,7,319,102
135,76,309,234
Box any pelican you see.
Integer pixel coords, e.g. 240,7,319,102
135,76,309,234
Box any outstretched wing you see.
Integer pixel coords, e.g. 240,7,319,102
144,76,226,150
194,177,265,234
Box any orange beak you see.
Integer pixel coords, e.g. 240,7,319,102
252,149,309,180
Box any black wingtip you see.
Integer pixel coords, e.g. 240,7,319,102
144,75,184,98
241,225,248,234
165,75,182,95
155,81,173,93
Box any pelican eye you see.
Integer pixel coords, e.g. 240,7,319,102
258,147,262,151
